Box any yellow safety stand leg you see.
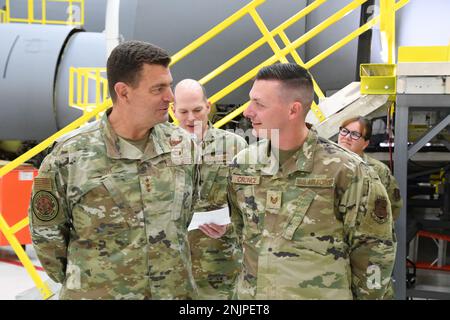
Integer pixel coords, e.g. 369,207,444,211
0,214,53,299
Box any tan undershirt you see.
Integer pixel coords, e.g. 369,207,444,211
272,146,300,165
119,135,149,153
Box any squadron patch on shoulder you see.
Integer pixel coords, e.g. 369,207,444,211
32,190,59,222
372,197,388,224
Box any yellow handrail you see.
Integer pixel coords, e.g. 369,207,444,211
380,0,395,64
3,0,84,26
69,67,109,119
210,0,408,127
0,100,110,179
0,9,7,23
0,214,53,299
207,0,367,106
198,0,328,86
70,0,408,128
1,0,410,299
0,100,109,300
170,0,266,66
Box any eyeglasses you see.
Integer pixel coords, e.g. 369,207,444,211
339,127,363,140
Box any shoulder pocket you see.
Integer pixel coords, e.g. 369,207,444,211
30,172,66,226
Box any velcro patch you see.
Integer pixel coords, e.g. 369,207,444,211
33,177,52,191
32,190,59,222
231,175,260,185
372,197,388,224
169,137,183,147
296,178,335,188
266,190,282,210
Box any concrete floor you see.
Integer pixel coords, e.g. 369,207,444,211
0,245,54,300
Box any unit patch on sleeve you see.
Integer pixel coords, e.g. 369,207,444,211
372,197,388,224
32,190,59,222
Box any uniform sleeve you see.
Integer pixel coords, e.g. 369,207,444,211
28,148,71,283
383,169,403,221
226,168,244,243
341,164,396,299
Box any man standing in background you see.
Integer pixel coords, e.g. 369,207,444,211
173,79,246,299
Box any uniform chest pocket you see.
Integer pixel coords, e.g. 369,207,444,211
282,189,316,241
171,168,188,221
200,165,229,206
70,177,133,237
234,184,263,238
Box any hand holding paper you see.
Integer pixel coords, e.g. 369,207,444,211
188,206,231,239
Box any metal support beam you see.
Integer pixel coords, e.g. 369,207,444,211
393,94,409,300
394,93,450,300
408,114,450,158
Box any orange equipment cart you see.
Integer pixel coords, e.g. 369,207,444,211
0,162,38,246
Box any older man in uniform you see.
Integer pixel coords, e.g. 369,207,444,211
173,79,246,299
225,63,396,299
28,41,197,299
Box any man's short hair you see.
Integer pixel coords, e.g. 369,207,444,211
107,41,171,101
341,116,372,141
255,63,314,113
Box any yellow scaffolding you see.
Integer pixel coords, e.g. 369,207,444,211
1,0,410,299
68,0,408,128
2,0,84,26
171,0,408,127
69,67,109,119
0,215,53,299
0,101,109,299
0,8,8,23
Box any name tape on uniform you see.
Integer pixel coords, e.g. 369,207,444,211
295,178,334,188
231,175,261,185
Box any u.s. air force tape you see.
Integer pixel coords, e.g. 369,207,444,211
32,190,59,222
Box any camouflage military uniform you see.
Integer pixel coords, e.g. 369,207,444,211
363,154,402,221
189,125,246,299
29,112,197,299
363,154,402,299
228,127,396,299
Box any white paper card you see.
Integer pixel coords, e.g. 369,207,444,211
188,206,231,231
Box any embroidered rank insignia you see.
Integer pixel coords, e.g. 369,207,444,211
169,137,183,147
266,190,282,210
32,190,59,222
372,197,388,224
231,175,260,185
